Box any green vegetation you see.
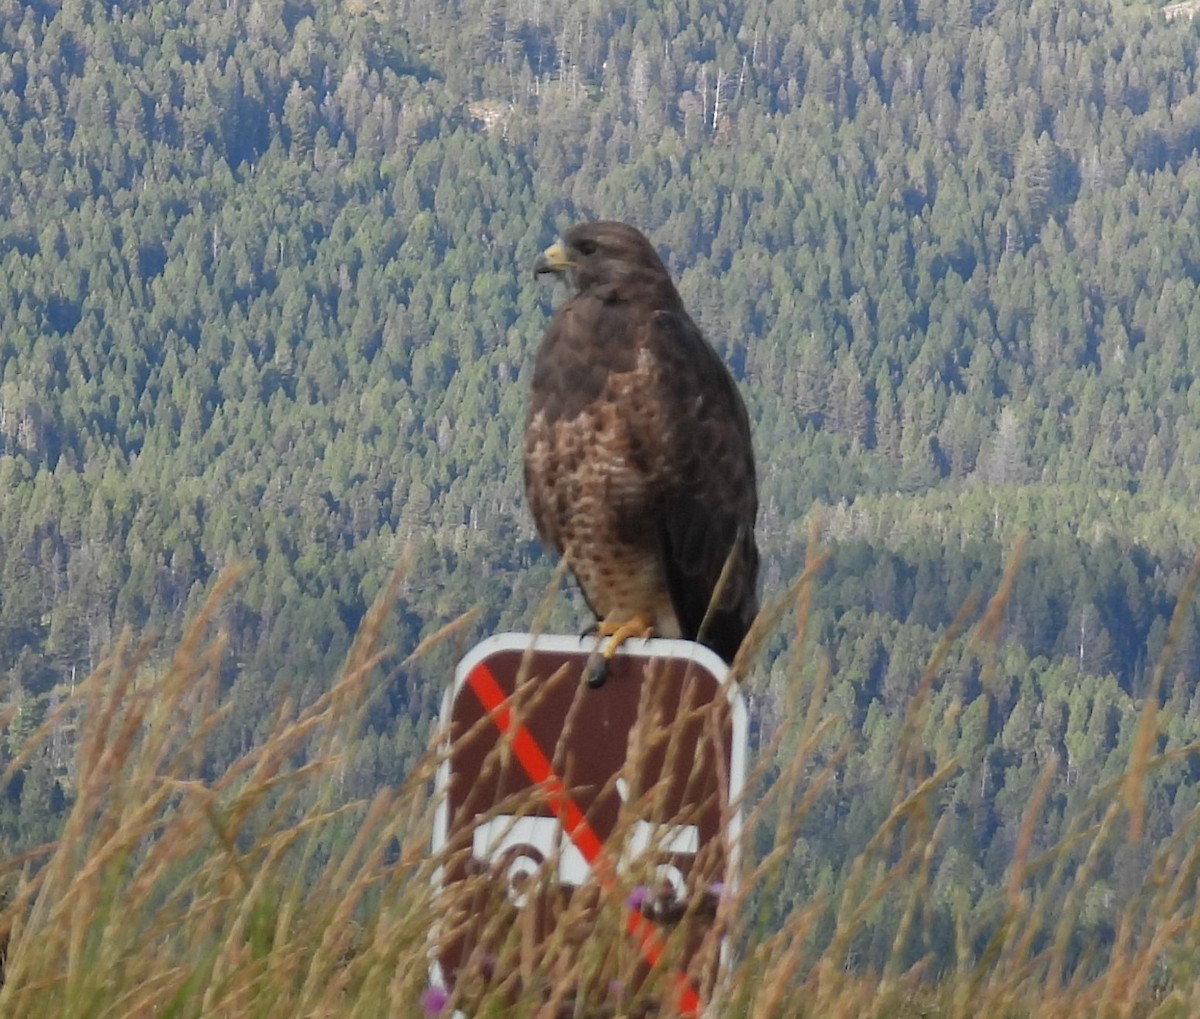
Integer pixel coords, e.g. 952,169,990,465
2,0,1200,998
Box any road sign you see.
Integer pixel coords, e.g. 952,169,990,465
429,633,747,1017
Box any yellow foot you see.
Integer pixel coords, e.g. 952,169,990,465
582,616,654,688
597,616,655,653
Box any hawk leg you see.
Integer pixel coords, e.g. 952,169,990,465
582,615,655,689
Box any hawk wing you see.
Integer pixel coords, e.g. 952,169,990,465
648,309,759,663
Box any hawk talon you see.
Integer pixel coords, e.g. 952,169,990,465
580,617,654,689
582,651,609,688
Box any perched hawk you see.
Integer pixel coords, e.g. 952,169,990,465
525,221,759,686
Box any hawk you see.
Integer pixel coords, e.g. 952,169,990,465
525,221,759,686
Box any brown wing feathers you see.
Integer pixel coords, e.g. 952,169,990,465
652,308,759,661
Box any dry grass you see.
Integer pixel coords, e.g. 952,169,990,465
0,545,1198,1018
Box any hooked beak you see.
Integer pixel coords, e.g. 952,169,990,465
533,240,572,277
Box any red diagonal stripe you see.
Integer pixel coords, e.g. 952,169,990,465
466,661,703,1017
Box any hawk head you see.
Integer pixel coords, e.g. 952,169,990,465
534,221,673,295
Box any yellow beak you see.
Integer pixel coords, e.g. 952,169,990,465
533,241,573,276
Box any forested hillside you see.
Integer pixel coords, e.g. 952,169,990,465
3,0,1200,965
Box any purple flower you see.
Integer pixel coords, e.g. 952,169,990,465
626,885,649,911
421,985,449,1015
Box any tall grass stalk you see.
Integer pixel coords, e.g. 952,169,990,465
0,549,1198,1017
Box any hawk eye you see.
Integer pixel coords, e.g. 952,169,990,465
576,239,598,256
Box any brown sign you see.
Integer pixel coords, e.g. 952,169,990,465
429,634,747,1017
